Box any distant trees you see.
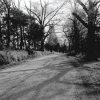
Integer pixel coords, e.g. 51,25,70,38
45,42,67,53
45,31,67,53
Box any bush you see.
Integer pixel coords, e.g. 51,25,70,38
0,50,28,66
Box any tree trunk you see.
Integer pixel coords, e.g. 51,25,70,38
6,8,10,48
23,32,27,50
0,21,2,49
86,30,95,60
16,27,19,49
28,33,31,50
22,26,25,49
20,26,24,50
40,39,44,51
40,28,45,51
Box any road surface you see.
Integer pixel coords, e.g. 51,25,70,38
0,53,100,100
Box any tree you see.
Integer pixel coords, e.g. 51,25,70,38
25,0,66,51
2,0,13,48
0,0,42,50
72,0,100,60
0,1,5,49
63,3,87,55
27,21,43,50
4,7,29,49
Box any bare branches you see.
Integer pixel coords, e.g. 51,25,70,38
40,0,44,24
23,0,67,48
76,0,88,14
93,0,100,7
40,0,44,9
24,0,66,28
24,1,30,17
44,6,59,22
17,0,22,9
24,1,41,23
44,1,66,27
31,10,41,23
72,12,88,28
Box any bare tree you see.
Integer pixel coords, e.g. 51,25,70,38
24,0,67,51
63,2,86,54
72,0,100,60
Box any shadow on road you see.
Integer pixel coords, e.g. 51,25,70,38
0,55,100,100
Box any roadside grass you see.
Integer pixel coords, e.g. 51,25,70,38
0,50,54,69
0,50,28,67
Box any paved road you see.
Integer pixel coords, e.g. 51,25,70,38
0,54,100,100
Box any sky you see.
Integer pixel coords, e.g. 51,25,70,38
15,0,64,9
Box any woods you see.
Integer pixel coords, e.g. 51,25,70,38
1,0,100,99
0,0,100,61
63,0,100,61
0,0,64,52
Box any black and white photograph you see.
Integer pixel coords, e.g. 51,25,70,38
0,0,100,100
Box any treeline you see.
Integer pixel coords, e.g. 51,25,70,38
1,0,100,61
0,0,64,52
45,43,67,53
63,0,100,61
0,0,43,51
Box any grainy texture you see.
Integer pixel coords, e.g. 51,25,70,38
0,54,100,100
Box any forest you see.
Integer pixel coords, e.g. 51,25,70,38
0,0,100,61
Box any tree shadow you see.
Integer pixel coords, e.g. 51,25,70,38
0,59,75,100
1,55,100,100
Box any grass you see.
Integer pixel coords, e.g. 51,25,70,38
0,50,28,66
0,50,53,69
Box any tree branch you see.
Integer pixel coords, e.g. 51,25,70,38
94,0,100,7
42,1,48,25
44,1,66,27
77,0,88,14
72,12,88,28
40,0,44,24
24,1,41,24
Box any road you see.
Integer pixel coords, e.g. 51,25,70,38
0,53,100,100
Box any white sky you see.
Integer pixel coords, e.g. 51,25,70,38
15,0,64,9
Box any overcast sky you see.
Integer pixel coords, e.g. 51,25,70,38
15,0,65,9
14,0,70,13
